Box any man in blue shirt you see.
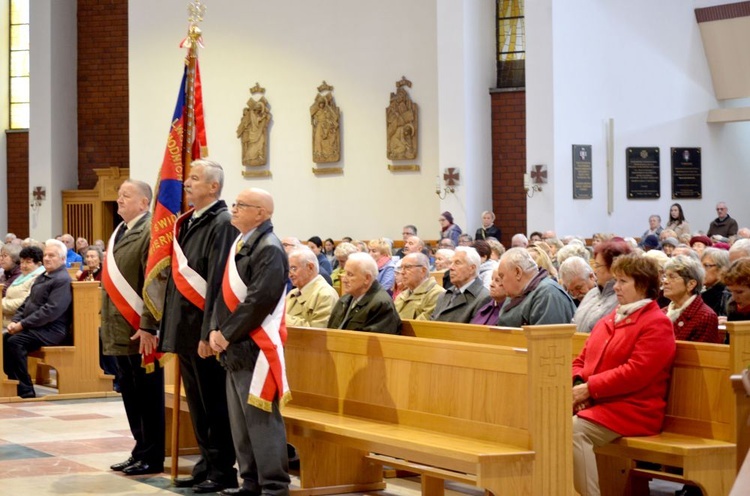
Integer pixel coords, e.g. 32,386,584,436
61,234,83,268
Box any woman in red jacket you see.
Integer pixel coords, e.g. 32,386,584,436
572,253,676,496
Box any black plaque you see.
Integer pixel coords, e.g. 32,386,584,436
572,144,592,199
671,147,701,199
626,147,660,199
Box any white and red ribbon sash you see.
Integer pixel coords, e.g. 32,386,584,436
221,234,290,411
171,210,207,310
102,222,144,330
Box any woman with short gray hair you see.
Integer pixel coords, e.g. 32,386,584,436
700,248,730,317
662,255,719,343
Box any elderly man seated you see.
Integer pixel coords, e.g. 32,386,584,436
285,247,339,328
327,252,401,334
431,247,490,323
496,248,576,327
3,239,72,398
558,256,597,307
394,253,445,320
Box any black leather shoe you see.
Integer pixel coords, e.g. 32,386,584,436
219,488,259,496
193,479,233,493
173,475,204,488
110,457,136,471
122,460,164,476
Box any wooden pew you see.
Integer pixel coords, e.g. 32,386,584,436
402,319,588,355
594,322,750,496
283,324,576,496
403,319,750,495
0,290,22,397
26,281,114,395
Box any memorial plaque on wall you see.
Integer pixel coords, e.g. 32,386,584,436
572,145,592,199
626,147,660,199
671,147,701,199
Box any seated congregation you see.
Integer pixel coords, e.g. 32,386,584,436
3,196,750,496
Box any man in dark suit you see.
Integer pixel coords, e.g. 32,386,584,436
3,239,72,398
101,180,164,476
327,252,401,334
159,160,238,493
430,246,491,323
208,188,290,496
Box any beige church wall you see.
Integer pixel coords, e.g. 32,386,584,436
0,0,8,237
526,0,750,239
129,0,452,242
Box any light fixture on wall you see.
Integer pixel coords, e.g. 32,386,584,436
524,164,547,198
30,186,46,211
436,167,460,199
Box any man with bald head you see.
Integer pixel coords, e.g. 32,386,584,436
496,248,576,327
286,247,339,328
394,252,445,320
60,233,83,268
430,247,490,323
327,252,401,334
208,188,291,495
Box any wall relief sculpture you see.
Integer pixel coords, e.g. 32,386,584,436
237,83,271,167
310,81,341,164
386,76,418,161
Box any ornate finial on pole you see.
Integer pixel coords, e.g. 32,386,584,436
181,1,206,49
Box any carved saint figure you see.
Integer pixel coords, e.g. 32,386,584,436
237,86,271,167
310,84,340,163
386,78,418,161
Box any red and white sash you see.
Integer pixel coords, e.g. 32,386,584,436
171,210,207,310
102,222,144,330
221,234,290,412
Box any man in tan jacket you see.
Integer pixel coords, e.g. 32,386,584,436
285,247,339,328
395,252,445,320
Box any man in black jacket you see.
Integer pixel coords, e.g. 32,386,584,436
209,188,290,496
159,160,238,493
4,239,72,398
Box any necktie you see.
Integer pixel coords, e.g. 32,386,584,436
339,299,356,328
449,289,460,306
236,240,245,254
114,224,128,244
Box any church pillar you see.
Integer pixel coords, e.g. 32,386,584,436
436,0,495,236
29,0,78,239
525,0,555,234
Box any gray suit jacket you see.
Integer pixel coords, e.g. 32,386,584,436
430,277,490,323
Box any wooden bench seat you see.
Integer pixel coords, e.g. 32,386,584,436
594,322,750,496
283,324,576,496
402,319,750,495
26,281,113,396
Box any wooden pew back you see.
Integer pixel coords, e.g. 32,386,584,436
285,324,577,495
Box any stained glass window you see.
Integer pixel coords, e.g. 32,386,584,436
10,0,30,129
497,0,525,88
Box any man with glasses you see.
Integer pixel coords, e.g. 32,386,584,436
394,252,445,320
708,202,738,239
285,247,339,328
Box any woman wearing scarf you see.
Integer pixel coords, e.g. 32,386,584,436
367,238,396,294
661,255,719,343
2,246,45,328
572,254,676,496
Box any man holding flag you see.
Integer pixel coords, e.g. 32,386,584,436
209,188,291,496
101,180,165,476
159,159,238,493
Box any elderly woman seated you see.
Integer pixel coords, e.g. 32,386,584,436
574,239,632,333
471,266,507,325
0,243,23,296
700,247,730,317
76,246,104,281
367,238,396,294
722,257,750,331
661,255,720,343
572,254,676,496
496,248,576,327
2,246,45,329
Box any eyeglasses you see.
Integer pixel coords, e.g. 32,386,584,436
702,263,718,269
400,264,422,271
232,202,262,210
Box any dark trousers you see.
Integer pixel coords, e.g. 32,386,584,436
226,368,289,495
3,329,66,397
116,354,165,466
179,351,237,483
